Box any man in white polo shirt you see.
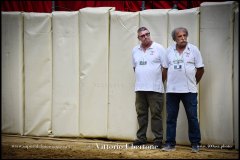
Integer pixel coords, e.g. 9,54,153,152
162,27,204,153
130,27,167,149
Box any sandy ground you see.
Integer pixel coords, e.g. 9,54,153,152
1,134,239,159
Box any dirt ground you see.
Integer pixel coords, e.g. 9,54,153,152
1,134,239,159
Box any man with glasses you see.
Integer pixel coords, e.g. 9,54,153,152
130,27,167,149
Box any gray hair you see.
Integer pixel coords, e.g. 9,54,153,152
137,27,149,33
171,27,188,41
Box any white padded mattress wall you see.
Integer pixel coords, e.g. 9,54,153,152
233,7,239,150
24,13,52,136
140,9,169,47
200,1,236,145
1,12,24,135
168,8,200,145
139,9,169,141
168,8,199,46
108,11,139,140
52,11,79,136
79,8,113,138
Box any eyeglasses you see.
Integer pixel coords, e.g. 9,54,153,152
138,32,150,39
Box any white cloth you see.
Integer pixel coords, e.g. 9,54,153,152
166,43,204,93
132,42,167,93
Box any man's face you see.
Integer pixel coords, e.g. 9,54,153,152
175,30,188,47
138,30,151,45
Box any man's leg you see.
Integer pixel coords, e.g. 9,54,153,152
182,93,201,147
135,91,148,143
148,92,163,148
165,93,180,147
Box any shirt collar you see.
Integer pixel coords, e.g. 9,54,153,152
173,42,190,52
138,42,154,50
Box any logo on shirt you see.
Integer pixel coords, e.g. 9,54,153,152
185,52,190,57
150,50,154,55
139,61,147,65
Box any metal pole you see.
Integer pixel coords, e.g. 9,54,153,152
52,1,55,12
172,0,178,9
141,1,145,11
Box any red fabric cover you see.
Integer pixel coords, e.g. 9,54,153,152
1,0,52,12
1,1,217,12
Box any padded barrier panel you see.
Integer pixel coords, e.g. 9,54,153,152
233,7,239,150
168,7,200,145
168,8,199,46
24,13,52,136
200,1,237,145
140,9,170,47
139,9,169,141
79,7,113,138
108,11,139,140
1,12,24,135
2,5,238,145
52,11,79,137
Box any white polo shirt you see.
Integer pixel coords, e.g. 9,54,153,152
166,43,204,93
132,42,167,93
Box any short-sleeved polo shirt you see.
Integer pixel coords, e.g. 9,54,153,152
166,43,204,93
132,42,167,93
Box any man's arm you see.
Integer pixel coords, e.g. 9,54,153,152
196,67,204,84
162,67,168,83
